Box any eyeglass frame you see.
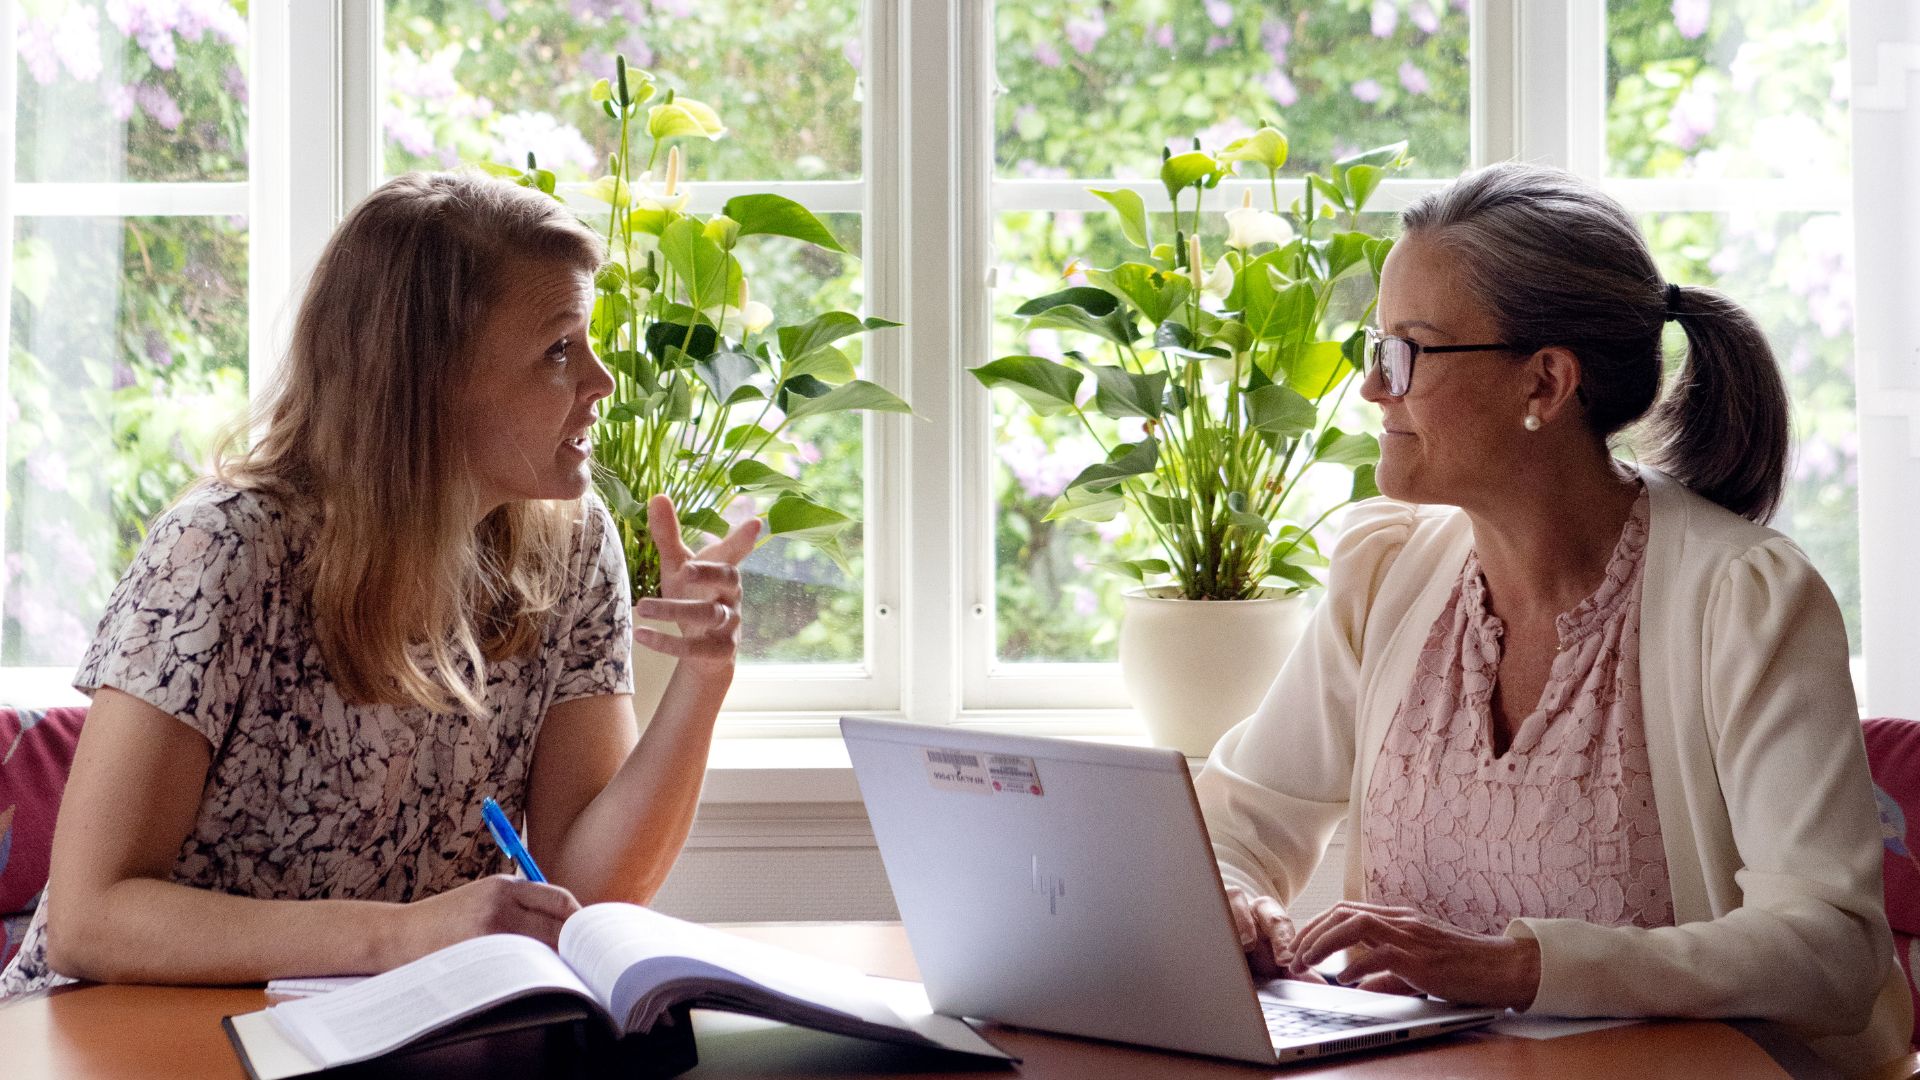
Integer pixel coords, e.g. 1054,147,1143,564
1363,326,1523,398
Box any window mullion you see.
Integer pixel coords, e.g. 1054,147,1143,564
894,0,975,726
1849,12,1920,715
1471,0,1520,166
0,0,15,656
1512,0,1605,172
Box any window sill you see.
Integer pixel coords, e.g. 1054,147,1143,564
701,721,1188,806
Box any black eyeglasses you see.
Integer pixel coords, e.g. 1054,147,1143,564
1364,327,1520,397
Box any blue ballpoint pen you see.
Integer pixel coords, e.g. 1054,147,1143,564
481,796,547,883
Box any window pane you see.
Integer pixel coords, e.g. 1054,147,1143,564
735,215,866,665
6,215,249,666
996,0,1470,180
382,0,862,182
14,0,250,182
1606,0,1848,179
990,208,1383,663
1639,211,1859,648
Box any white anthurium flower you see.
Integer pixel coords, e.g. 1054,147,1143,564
741,300,775,335
632,169,691,213
1202,351,1240,386
1225,204,1294,250
721,300,775,338
1200,254,1235,300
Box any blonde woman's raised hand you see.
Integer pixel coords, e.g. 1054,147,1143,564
634,494,761,669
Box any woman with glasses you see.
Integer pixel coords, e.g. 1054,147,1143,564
1195,161,1908,1072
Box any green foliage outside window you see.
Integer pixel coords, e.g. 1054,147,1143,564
3,0,1861,669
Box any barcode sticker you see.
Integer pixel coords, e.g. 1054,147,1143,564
987,754,1044,797
923,748,990,794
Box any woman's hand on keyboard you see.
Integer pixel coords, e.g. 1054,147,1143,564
1288,901,1542,1009
1224,887,1329,983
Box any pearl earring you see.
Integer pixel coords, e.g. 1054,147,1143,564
1523,413,1542,432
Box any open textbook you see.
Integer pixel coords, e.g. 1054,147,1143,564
222,903,1014,1079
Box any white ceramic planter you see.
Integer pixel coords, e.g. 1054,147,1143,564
1118,586,1312,757
628,616,679,736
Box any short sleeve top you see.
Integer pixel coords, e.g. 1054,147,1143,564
0,482,633,996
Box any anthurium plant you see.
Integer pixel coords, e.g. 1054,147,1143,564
972,128,1407,600
493,56,908,601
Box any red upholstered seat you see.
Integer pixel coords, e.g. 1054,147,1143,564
1,706,87,968
1864,717,1920,1050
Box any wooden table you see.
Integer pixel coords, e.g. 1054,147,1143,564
0,922,1794,1079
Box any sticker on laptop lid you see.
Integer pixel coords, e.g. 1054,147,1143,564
987,754,1044,797
923,748,991,794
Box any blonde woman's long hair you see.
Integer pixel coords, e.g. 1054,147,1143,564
216,172,606,714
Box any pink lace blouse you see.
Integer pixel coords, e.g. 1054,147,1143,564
1361,487,1673,934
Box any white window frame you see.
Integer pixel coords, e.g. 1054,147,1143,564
0,0,1881,724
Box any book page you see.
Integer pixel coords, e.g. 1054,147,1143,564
561,904,885,1027
558,903,1011,1060
263,933,598,1069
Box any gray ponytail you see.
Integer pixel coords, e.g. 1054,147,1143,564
1401,162,1789,523
1643,284,1790,522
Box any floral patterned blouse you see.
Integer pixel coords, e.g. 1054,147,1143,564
1361,485,1674,934
0,482,633,997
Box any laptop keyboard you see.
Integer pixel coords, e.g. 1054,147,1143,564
1260,1000,1380,1041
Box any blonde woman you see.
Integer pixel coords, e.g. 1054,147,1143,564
0,172,756,995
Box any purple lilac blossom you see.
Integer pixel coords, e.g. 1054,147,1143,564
491,110,595,171
1034,41,1062,68
620,35,656,69
224,64,247,106
1260,19,1290,65
113,363,138,391
1065,14,1106,55
107,84,138,121
793,440,823,465
1205,34,1231,56
1148,23,1175,50
53,5,104,81
843,37,863,73
1786,215,1854,339
18,17,61,84
137,84,185,130
1411,1,1440,34
1352,79,1383,105
1399,61,1430,95
1371,1,1398,38
1056,209,1084,235
997,434,1095,501
140,27,177,70
1664,79,1716,151
487,0,509,17
652,0,695,17
1026,329,1064,360
1072,587,1099,617
36,520,99,588
1794,437,1838,483
26,451,69,493
1263,70,1299,107
1205,0,1234,29
1672,0,1710,40
388,47,462,101
143,328,174,367
385,112,437,159
1195,118,1254,154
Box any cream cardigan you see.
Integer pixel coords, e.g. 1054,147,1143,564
1194,468,1912,1074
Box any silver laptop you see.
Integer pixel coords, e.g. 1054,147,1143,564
840,716,1499,1064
